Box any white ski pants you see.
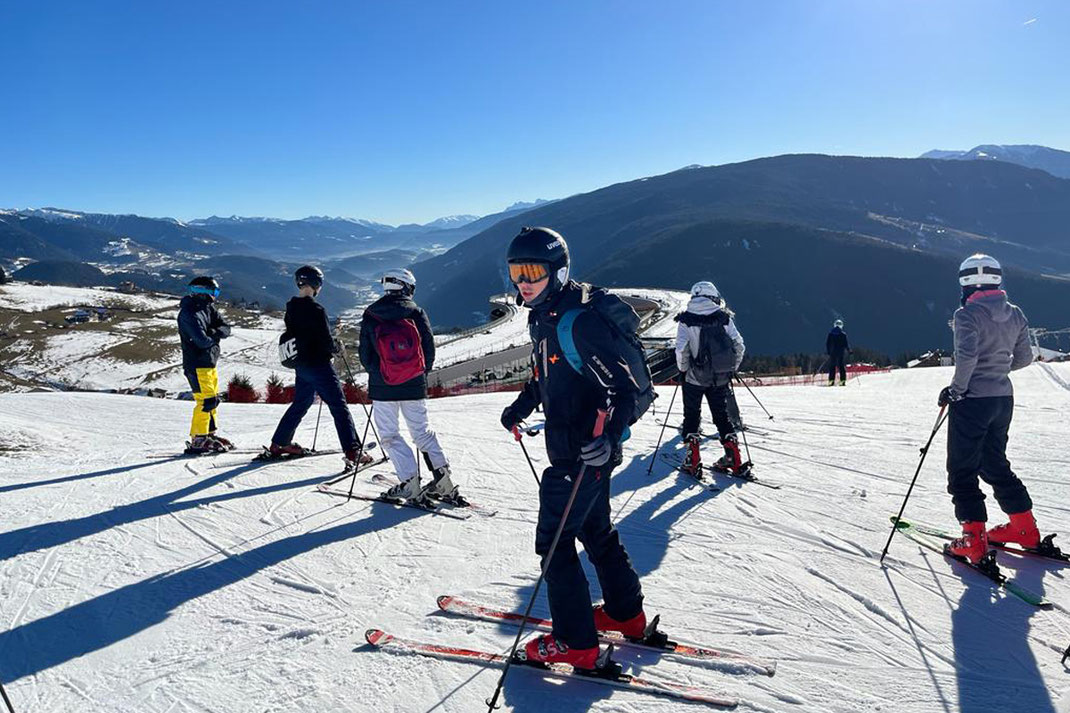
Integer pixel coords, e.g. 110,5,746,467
372,399,448,482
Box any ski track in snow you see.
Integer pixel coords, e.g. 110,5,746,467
1,364,1069,711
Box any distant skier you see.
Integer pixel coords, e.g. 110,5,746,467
359,268,458,503
268,266,373,470
826,319,850,386
177,276,234,454
674,281,747,476
500,227,648,671
941,254,1039,564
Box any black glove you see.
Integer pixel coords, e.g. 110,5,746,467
332,337,343,355
215,325,232,339
678,371,687,385
938,386,962,407
579,435,613,468
501,406,519,432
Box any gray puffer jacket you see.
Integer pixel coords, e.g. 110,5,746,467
949,290,1032,399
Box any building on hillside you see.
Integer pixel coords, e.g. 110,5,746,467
65,309,92,324
118,281,139,294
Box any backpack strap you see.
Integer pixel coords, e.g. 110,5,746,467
556,308,585,375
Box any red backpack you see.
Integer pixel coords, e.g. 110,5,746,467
372,315,426,385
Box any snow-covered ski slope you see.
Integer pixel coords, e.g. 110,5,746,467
2,364,1069,712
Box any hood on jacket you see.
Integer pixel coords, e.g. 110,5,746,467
683,295,726,316
966,290,1013,323
179,294,211,311
366,293,420,321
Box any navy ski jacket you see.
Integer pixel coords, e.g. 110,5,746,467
826,327,850,356
177,295,230,370
503,281,639,467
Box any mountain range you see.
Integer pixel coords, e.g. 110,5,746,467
0,201,552,313
920,144,1070,179
4,148,1070,356
412,153,1070,355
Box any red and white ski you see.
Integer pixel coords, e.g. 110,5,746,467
364,628,739,708
436,595,776,676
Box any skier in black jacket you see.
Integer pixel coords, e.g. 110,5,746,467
269,266,371,469
826,319,850,386
177,276,233,454
359,268,457,502
499,227,645,671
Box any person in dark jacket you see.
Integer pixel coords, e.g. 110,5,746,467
499,227,645,671
826,319,850,386
269,266,372,469
177,276,233,453
941,254,1039,564
358,268,456,502
674,280,746,476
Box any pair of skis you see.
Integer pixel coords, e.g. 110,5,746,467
661,452,780,490
366,596,779,707
316,465,492,521
890,516,1062,608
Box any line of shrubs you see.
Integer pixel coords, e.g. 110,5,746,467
226,373,370,404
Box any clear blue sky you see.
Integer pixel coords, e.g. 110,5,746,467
2,1,1067,224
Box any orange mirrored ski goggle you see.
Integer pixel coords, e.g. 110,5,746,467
508,262,549,284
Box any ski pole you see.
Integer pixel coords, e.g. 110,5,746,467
339,350,383,448
346,403,375,500
486,410,608,711
646,380,680,476
512,425,541,487
311,399,323,451
735,374,774,420
879,405,949,564
731,383,753,463
1,679,14,713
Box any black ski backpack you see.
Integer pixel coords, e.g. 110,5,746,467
556,285,657,429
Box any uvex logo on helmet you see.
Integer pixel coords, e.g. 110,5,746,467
545,239,562,250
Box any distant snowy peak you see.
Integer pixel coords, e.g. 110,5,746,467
424,214,479,230
190,215,285,225
921,144,1070,179
17,207,88,222
302,216,394,230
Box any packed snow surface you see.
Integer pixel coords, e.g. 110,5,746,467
2,364,1069,711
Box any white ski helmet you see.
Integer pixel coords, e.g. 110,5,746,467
690,281,721,301
833,319,844,328
958,254,1002,287
382,268,416,295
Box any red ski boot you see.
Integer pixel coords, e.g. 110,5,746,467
268,442,307,458
988,510,1040,549
519,634,599,670
713,434,743,473
945,521,988,564
681,435,702,477
593,605,647,640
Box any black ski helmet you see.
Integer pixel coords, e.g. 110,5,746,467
295,265,324,289
188,275,220,299
506,226,570,307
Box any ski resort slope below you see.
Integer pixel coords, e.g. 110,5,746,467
1,364,1069,712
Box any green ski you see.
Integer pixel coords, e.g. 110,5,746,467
889,516,1052,608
